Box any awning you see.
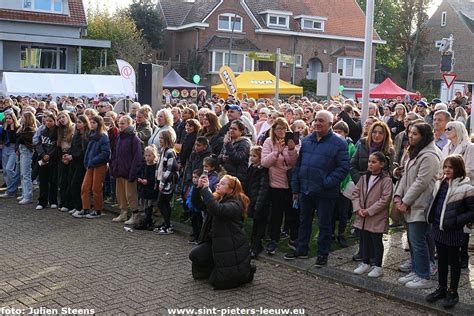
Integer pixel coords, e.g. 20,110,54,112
1,72,129,97
0,32,111,48
163,69,205,89
211,71,303,98
355,78,417,99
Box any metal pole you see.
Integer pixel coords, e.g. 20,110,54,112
470,108,474,136
227,13,237,66
327,63,333,102
361,0,374,124
78,46,82,74
275,48,281,110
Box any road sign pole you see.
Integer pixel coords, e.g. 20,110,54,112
275,48,281,110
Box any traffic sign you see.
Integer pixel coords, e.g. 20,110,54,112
249,52,276,62
442,73,457,89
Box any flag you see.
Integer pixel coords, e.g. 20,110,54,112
116,59,136,98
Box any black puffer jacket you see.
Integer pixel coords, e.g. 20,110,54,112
350,138,395,184
218,137,251,184
194,187,252,290
184,146,212,183
245,165,270,219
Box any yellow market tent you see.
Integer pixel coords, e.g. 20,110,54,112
211,71,303,99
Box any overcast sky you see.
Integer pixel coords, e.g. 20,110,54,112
83,0,443,17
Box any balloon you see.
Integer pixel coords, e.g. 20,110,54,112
339,85,345,92
193,74,201,84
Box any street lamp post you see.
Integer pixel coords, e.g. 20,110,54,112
361,0,374,124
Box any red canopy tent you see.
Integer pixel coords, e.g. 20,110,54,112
355,78,417,99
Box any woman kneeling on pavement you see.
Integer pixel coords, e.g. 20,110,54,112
189,174,255,290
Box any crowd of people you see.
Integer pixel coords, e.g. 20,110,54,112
0,91,473,303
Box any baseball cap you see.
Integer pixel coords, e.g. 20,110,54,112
227,104,242,113
416,100,428,107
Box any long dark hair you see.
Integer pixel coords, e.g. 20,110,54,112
408,123,434,160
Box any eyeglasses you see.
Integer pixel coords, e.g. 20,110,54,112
445,127,453,132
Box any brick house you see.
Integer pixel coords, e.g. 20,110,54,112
158,0,384,98
417,0,474,91
0,0,110,78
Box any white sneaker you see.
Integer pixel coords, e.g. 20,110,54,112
59,207,69,212
430,261,438,276
398,272,416,284
353,263,371,275
112,214,128,222
35,205,44,210
68,209,77,214
71,210,80,217
18,199,32,205
368,266,383,278
124,213,138,225
405,276,433,289
399,258,412,272
50,204,58,209
17,196,24,201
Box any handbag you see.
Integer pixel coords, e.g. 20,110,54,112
341,180,356,199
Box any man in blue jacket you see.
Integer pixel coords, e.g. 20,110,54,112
285,110,350,266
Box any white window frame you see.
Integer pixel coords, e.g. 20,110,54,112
267,14,289,29
210,50,254,73
218,13,243,32
20,44,67,71
22,0,63,14
301,19,325,31
295,54,303,68
441,11,447,26
337,57,363,79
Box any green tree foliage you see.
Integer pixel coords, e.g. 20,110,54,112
82,7,151,74
357,0,403,71
124,0,164,49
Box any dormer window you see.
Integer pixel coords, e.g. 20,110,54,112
260,10,292,29
295,15,327,32
23,0,63,14
218,14,242,32
268,15,288,28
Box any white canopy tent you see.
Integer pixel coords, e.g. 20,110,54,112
0,72,131,98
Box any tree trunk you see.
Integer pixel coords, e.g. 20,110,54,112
406,55,413,91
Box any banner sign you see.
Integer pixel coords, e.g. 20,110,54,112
280,54,295,64
249,52,276,62
219,65,238,95
116,59,136,98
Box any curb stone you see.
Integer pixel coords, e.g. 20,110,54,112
105,206,472,315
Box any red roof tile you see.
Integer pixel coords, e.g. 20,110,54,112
0,0,86,27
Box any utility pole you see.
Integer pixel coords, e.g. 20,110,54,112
274,48,281,109
361,0,374,124
227,13,238,66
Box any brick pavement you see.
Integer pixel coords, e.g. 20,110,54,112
0,199,435,315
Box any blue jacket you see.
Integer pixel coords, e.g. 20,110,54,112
84,132,110,169
291,130,350,198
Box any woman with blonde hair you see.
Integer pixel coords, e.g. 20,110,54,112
57,111,75,212
189,174,255,290
148,109,176,153
0,110,21,198
16,112,37,204
261,117,299,255
454,107,468,124
155,130,179,234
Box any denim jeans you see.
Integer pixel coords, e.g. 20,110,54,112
2,145,20,195
19,145,33,201
297,193,336,257
407,222,431,279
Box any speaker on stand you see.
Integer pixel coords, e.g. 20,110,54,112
138,63,163,115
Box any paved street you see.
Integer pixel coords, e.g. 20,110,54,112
0,199,434,315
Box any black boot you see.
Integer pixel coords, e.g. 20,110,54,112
442,289,459,309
